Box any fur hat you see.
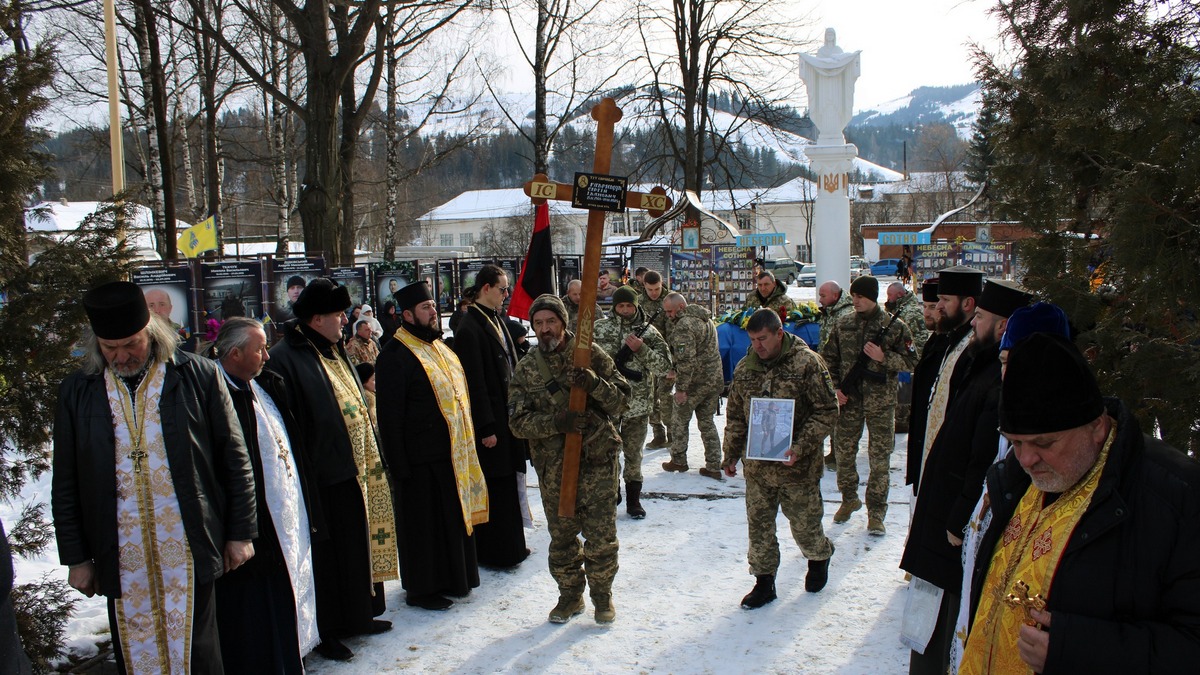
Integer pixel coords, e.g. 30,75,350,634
529,293,569,325
999,332,1104,434
83,281,150,340
849,275,879,300
292,278,352,321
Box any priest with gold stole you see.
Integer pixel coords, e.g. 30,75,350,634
53,281,257,674
959,333,1200,673
376,281,489,611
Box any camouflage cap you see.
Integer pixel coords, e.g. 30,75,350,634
529,293,569,325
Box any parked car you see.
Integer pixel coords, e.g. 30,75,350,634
798,263,817,287
850,257,872,279
871,258,901,277
762,257,802,284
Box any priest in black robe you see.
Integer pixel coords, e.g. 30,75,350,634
377,282,489,610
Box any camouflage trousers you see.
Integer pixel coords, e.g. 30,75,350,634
833,400,896,517
743,456,832,577
648,375,675,443
669,391,721,471
615,414,649,483
531,448,620,602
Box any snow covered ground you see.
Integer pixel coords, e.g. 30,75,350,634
13,281,919,673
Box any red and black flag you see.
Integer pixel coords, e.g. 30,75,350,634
508,201,554,320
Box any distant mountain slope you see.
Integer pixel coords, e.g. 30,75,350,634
852,83,980,138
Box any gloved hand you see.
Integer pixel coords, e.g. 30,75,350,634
569,366,599,391
553,410,588,433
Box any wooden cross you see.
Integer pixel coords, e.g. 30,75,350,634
522,98,673,518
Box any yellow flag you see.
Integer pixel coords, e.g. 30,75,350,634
178,216,217,258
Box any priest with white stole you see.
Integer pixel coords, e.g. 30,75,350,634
213,317,319,673
53,281,257,674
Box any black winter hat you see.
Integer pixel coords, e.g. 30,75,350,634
84,281,151,340
292,278,352,321
999,332,1104,435
611,285,639,307
849,275,878,300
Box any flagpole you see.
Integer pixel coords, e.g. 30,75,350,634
103,0,125,231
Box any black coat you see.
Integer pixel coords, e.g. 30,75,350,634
52,350,257,597
906,324,969,487
221,368,326,580
968,399,1200,673
266,321,375,486
452,305,526,476
375,334,454,479
900,342,1001,591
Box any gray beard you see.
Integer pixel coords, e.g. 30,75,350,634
538,334,562,353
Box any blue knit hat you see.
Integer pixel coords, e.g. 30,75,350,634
999,302,1070,351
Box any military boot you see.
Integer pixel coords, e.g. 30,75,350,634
833,497,862,524
626,481,646,519
740,575,777,609
867,514,886,536
824,451,837,471
548,594,585,624
647,424,669,449
805,545,834,592
593,594,616,623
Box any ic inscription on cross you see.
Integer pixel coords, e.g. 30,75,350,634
522,97,673,517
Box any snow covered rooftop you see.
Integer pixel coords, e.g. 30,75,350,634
26,200,163,260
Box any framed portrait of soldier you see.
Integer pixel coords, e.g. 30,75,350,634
745,398,795,461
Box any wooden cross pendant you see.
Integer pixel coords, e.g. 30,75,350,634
1004,580,1047,627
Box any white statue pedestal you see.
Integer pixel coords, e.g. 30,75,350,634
799,28,861,289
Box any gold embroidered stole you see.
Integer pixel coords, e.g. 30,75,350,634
920,334,970,480
107,362,194,675
318,352,399,583
395,328,490,532
960,426,1116,675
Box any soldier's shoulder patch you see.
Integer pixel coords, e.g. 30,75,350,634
822,370,836,394
906,339,915,353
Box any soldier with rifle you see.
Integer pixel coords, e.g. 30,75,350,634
593,286,671,519
821,275,916,535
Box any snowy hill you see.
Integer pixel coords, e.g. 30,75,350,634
852,83,981,138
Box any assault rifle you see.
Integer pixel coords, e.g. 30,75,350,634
613,311,660,382
838,312,900,398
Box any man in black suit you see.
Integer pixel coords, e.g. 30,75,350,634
452,264,529,568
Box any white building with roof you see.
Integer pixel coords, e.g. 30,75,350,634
25,200,164,261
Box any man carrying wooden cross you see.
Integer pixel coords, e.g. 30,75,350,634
509,294,630,624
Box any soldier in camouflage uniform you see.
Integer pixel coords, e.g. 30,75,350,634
887,281,929,352
821,276,916,535
886,281,929,434
561,279,604,331
593,286,671,519
660,292,724,478
508,294,631,624
740,271,796,314
723,309,839,608
639,271,674,448
817,279,855,469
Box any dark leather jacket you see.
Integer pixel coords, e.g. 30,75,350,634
52,350,256,597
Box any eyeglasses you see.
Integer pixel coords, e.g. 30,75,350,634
497,286,511,294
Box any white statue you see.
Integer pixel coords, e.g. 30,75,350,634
799,28,861,145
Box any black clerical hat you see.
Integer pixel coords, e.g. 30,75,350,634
83,281,151,340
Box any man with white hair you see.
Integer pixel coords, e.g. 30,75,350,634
53,281,256,673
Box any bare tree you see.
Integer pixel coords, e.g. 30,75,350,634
632,0,807,222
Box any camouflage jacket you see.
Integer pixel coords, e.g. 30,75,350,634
741,282,795,315
722,333,839,467
820,305,917,406
666,304,724,394
562,294,605,330
818,292,854,351
892,291,929,354
508,336,631,466
638,288,672,340
593,308,671,418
